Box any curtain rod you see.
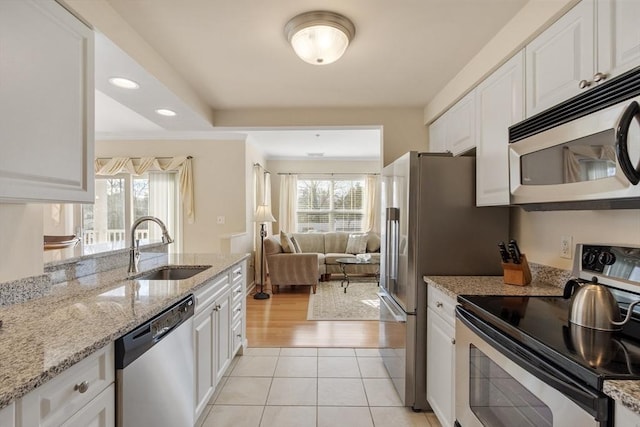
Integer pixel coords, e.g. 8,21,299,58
277,172,379,176
253,162,271,174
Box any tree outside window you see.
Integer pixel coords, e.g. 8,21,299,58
296,178,364,232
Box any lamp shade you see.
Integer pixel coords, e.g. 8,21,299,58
254,205,276,223
285,11,355,65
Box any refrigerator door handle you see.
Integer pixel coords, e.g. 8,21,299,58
385,207,400,292
379,292,407,322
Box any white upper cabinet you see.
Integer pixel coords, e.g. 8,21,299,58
526,0,640,117
525,0,595,117
428,114,447,153
475,51,524,206
446,91,476,156
427,91,476,156
0,0,94,203
597,0,640,78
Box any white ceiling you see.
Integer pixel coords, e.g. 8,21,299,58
89,0,529,159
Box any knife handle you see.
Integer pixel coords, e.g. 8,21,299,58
498,242,510,263
509,239,522,263
508,242,521,264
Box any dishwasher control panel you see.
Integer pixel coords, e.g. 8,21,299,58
151,296,194,339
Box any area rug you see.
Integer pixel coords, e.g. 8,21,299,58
307,280,380,321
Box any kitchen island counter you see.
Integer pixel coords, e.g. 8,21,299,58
0,252,249,410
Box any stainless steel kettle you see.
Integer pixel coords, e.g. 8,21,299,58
564,278,640,331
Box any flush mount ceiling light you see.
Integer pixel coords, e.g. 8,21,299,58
155,108,177,117
108,77,139,89
285,11,355,65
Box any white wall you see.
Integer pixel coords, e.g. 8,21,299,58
513,209,640,270
214,107,426,166
96,139,248,254
266,159,381,234
0,204,43,282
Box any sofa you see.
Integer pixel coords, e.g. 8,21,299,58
263,231,381,294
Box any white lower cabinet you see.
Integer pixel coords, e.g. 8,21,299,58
615,402,640,427
427,286,456,427
60,384,114,427
18,343,114,427
0,402,15,427
194,306,215,419
193,260,246,421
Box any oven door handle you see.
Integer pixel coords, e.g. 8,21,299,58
457,308,610,423
616,100,640,185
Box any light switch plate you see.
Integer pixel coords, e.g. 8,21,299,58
217,216,225,225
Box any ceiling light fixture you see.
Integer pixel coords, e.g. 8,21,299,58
285,11,355,65
155,108,177,117
108,77,140,89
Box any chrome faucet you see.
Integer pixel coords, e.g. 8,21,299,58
128,216,174,274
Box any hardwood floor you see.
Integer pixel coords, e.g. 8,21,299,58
246,284,380,348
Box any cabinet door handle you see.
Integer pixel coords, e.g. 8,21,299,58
436,301,443,308
74,381,89,393
451,338,456,345
213,304,221,312
235,289,243,294
593,72,607,83
578,79,591,89
236,334,242,338
235,308,242,313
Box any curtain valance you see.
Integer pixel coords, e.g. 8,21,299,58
94,156,194,223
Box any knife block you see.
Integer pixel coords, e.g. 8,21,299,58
502,254,532,286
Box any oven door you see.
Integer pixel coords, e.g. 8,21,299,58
455,307,610,427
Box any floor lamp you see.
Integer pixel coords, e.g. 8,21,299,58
254,204,276,300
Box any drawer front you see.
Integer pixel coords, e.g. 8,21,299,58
60,384,114,427
231,281,243,304
427,285,456,326
230,263,244,287
20,343,114,427
232,300,243,325
232,319,243,354
194,274,229,312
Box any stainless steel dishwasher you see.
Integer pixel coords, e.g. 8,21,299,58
115,294,195,427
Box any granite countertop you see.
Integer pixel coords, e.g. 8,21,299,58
423,275,565,299
0,252,249,409
424,272,640,418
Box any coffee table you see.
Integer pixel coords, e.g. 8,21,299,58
335,257,380,293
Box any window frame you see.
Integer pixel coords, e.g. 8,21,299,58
295,175,366,233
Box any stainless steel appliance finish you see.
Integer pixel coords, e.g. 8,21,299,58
379,152,509,410
566,279,640,331
455,244,640,427
508,67,640,210
115,295,195,427
455,311,604,427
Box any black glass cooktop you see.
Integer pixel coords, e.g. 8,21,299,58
458,294,640,390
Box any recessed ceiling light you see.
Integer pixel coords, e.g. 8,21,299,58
155,108,177,117
108,77,139,89
307,152,324,157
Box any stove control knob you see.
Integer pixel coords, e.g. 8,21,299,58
582,250,597,266
598,251,616,266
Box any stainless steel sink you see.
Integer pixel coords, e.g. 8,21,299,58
132,266,211,280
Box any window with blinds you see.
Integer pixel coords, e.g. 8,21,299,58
296,178,364,232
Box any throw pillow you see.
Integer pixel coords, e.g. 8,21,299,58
366,232,381,253
290,236,302,253
280,231,296,253
345,233,368,254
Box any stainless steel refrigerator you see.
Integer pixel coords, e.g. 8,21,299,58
378,151,509,411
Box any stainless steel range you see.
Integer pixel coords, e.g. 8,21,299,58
455,244,640,427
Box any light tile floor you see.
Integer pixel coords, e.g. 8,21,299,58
198,347,442,427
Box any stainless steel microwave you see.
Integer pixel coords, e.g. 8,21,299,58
508,67,640,210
